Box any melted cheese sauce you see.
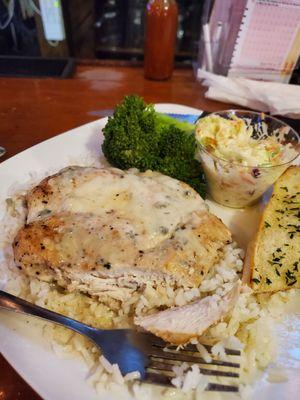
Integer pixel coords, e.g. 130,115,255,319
17,167,231,288
29,168,206,250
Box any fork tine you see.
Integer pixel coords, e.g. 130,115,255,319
147,346,240,368
170,343,241,357
207,383,239,392
143,333,241,356
147,359,239,378
144,372,239,392
144,372,172,386
142,332,168,346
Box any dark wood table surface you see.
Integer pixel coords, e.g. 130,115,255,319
0,64,234,400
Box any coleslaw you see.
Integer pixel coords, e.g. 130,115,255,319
195,113,299,208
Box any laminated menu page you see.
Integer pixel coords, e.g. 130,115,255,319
228,0,300,82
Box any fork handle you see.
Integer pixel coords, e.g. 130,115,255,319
0,290,96,337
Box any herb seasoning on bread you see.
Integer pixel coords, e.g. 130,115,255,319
244,166,299,292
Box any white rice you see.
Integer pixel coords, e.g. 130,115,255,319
171,363,209,392
1,181,299,400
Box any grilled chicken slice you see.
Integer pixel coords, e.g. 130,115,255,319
134,283,240,345
14,167,231,301
13,209,230,300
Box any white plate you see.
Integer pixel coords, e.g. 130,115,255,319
0,104,299,400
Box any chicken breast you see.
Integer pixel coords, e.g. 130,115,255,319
13,166,231,301
134,283,240,345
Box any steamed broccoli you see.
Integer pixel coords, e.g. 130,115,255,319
102,95,206,197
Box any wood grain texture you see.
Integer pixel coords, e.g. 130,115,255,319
0,65,234,161
0,64,234,400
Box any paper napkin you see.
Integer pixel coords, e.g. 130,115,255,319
197,69,300,119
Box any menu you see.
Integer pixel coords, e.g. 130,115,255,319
228,0,300,82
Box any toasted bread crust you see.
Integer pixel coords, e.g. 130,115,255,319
244,166,300,292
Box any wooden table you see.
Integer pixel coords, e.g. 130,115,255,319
0,64,233,400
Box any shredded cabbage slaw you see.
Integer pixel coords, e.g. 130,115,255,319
195,115,285,167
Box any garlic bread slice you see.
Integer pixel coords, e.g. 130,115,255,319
247,166,300,292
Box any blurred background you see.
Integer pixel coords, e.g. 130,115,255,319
0,0,299,83
0,0,202,64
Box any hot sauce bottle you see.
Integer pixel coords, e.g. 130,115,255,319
144,0,178,80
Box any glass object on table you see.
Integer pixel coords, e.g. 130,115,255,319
196,111,300,208
144,0,178,80
194,0,300,83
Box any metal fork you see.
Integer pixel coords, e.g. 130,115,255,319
0,290,240,392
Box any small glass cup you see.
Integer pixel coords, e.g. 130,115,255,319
196,110,300,208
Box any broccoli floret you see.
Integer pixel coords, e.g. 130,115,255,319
184,176,206,198
155,125,200,179
102,95,158,170
102,95,206,197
